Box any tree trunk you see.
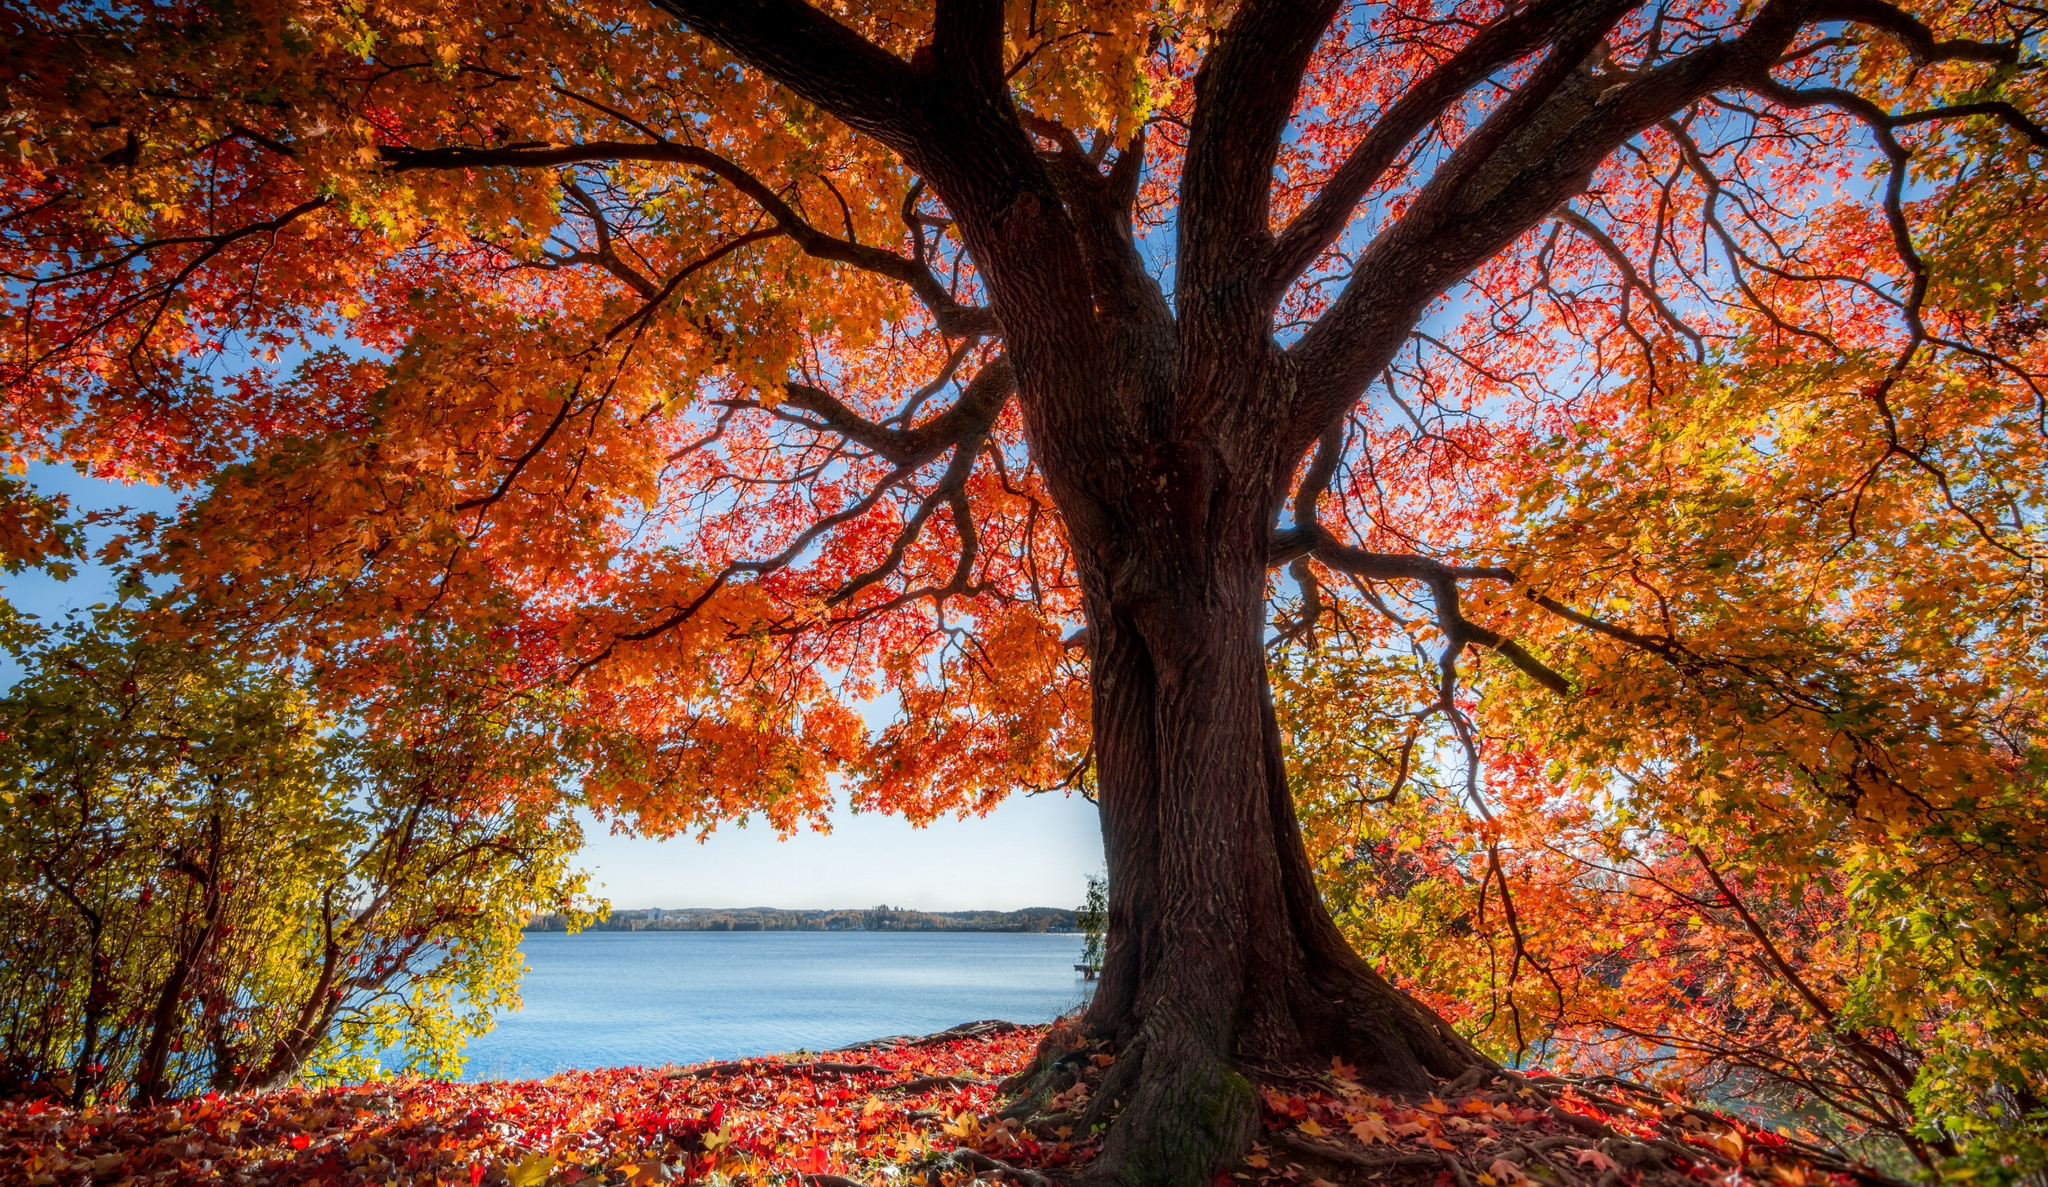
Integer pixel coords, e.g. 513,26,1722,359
1048,455,1488,1187
134,811,228,1104
219,888,362,1094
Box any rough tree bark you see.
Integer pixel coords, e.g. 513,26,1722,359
1069,472,1489,1180
635,0,1922,1182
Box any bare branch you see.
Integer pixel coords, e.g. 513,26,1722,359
780,355,1014,467
1270,523,1569,695
1555,207,1706,359
383,140,999,337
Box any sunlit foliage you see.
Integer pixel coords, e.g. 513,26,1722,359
0,609,599,1105
0,0,2044,1175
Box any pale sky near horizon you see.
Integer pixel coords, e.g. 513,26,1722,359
3,465,1106,912
577,792,1103,911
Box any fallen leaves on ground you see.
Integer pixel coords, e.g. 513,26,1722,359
1241,1057,1882,1187
0,1033,1885,1187
0,1022,1066,1186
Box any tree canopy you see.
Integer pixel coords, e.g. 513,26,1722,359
2,0,2045,1180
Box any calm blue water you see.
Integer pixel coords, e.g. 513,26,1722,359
459,931,1092,1081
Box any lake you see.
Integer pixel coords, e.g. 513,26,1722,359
457,931,1093,1081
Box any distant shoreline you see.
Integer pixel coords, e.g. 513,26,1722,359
524,905,1078,933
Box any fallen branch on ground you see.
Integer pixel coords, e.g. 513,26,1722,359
888,1074,990,1094
671,1058,896,1079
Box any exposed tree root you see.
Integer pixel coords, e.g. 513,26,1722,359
1503,1071,1909,1187
936,1148,1059,1187
976,1026,1912,1187
1272,1128,1445,1170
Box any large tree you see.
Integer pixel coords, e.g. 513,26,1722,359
2,0,2043,1180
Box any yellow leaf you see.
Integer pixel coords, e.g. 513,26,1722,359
1297,1119,1327,1138
502,1153,555,1187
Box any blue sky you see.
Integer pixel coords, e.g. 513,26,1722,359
578,793,1102,910
1,464,1105,913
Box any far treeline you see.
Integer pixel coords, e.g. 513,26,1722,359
527,907,1077,933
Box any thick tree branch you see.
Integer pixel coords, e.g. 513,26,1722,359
1517,587,1680,660
1179,0,1343,307
1891,100,2048,149
1280,419,1346,644
1291,419,1344,533
1263,0,1635,303
1025,120,1173,335
647,0,923,149
1809,0,2019,64
781,355,1014,467
825,432,986,608
1287,0,1815,458
654,0,1109,513
924,0,1005,94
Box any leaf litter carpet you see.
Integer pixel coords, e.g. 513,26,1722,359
0,1021,1894,1187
